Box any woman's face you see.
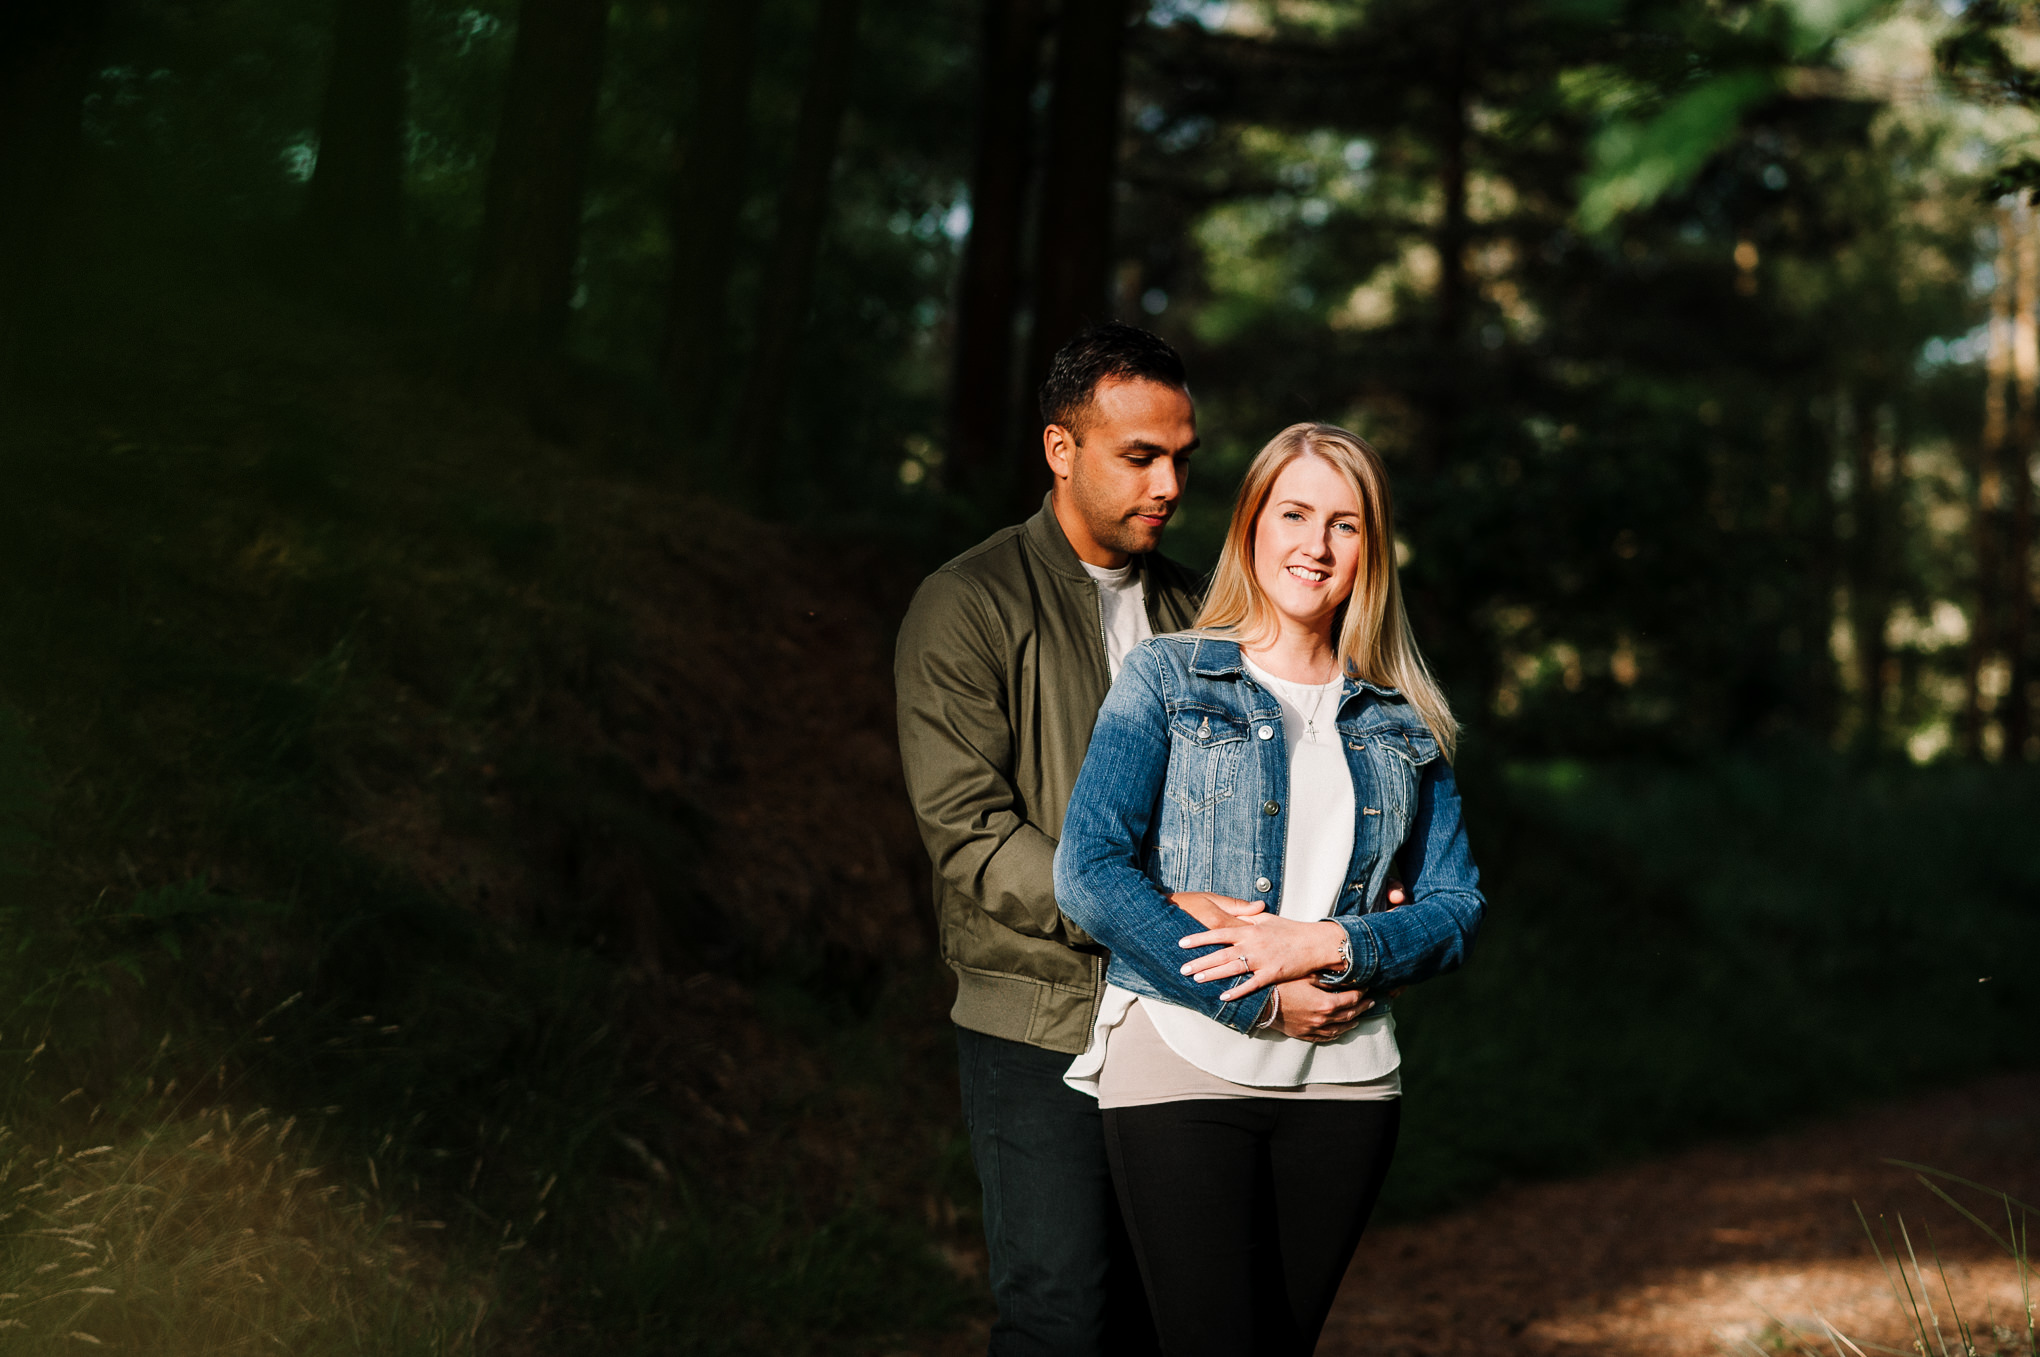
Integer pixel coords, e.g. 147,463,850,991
1250,453,1367,637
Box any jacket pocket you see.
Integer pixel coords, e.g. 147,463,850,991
1371,726,1440,823
1164,706,1248,812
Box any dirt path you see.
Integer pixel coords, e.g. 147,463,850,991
1321,1071,2040,1356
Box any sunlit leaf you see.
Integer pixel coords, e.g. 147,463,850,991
1577,71,1778,233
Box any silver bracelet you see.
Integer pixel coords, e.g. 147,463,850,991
1317,928,1355,984
1252,988,1281,1030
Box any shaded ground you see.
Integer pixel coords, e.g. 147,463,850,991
1324,1070,2040,1356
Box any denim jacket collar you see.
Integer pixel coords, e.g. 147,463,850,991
1185,635,1405,702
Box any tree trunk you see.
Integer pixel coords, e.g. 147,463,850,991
0,0,105,389
948,0,1047,502
732,0,865,478
1965,210,2016,757
661,0,759,429
1020,0,1131,508
1847,392,1893,747
471,0,612,354
1428,8,1470,472
304,0,410,271
2007,202,2037,757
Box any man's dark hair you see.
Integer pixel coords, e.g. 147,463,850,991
1037,323,1188,437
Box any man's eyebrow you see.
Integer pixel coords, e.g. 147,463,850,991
1121,437,1201,456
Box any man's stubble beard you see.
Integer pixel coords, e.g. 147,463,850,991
1071,462,1168,558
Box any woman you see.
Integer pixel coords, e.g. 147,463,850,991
1052,422,1485,1355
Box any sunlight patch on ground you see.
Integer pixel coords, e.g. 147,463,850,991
1529,1255,2030,1356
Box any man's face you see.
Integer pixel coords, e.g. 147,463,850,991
1045,377,1199,564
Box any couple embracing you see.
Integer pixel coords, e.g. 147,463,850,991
897,324,1485,1356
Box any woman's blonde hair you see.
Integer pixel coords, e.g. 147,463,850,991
1194,422,1459,757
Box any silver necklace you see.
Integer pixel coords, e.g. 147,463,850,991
1301,679,1334,742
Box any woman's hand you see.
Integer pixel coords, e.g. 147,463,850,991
1167,892,1267,930
1177,914,1348,1000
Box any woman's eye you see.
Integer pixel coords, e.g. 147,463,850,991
1335,521,1359,534
1283,510,1304,521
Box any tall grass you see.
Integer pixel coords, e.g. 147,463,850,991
1736,1169,2034,1357
0,1105,475,1353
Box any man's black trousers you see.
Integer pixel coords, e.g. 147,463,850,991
954,1026,1161,1357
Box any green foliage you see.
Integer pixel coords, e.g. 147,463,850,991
1579,71,1780,232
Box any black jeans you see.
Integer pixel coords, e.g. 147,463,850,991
955,1026,1160,1357
1103,1097,1401,1357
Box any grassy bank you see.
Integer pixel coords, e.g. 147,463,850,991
0,239,979,1353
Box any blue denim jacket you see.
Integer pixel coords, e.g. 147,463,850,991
1052,635,1485,1034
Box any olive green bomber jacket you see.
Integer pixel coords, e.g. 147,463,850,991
894,498,1203,1055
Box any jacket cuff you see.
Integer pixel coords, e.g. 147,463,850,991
1212,990,1265,1033
1327,915,1381,990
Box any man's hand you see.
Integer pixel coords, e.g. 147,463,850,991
1271,980,1372,1043
1168,892,1266,930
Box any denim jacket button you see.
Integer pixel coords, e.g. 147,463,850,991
1262,800,1280,816
1257,725,1273,740
1254,876,1272,893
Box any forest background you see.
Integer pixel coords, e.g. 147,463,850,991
0,0,2036,1352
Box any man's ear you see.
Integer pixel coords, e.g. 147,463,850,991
1043,423,1077,482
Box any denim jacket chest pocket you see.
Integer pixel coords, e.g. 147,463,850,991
1154,703,1258,892
1357,725,1440,820
1164,704,1250,811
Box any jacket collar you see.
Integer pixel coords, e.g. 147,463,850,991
1187,635,1404,699
1024,492,1159,585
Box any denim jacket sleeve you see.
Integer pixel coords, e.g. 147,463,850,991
1329,754,1485,991
1052,644,1267,1033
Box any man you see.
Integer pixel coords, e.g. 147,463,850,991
895,324,1370,1353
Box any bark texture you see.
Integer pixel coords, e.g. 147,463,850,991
661,1,759,427
1026,0,1130,380
2006,202,2037,756
0,0,105,385
304,0,411,266
947,0,1046,499
734,0,865,474
471,0,612,353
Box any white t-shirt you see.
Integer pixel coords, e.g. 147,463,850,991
1065,654,1401,1105
1080,559,1151,680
